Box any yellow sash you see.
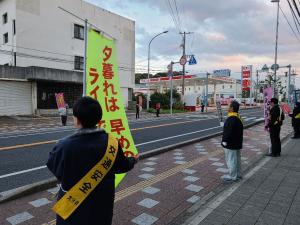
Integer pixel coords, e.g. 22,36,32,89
227,112,243,124
52,134,118,220
295,113,300,119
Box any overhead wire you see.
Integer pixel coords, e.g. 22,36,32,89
165,0,181,32
173,0,182,32
279,5,300,43
292,0,300,18
287,0,300,34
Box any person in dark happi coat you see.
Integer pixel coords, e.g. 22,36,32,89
265,98,284,157
47,97,138,225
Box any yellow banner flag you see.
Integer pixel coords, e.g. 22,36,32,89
86,29,138,186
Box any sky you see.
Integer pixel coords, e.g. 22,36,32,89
86,0,300,88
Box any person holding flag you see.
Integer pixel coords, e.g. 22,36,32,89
47,97,138,225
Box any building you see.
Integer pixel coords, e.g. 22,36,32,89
139,75,242,105
0,0,135,115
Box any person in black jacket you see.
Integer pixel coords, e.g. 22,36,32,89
289,102,300,139
221,101,243,182
47,97,138,225
266,98,284,157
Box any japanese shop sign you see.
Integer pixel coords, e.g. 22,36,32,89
241,65,252,91
86,30,138,186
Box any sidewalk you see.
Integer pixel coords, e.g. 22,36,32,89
180,138,300,225
0,121,291,225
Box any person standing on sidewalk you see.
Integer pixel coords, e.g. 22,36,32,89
265,98,284,157
289,102,300,139
136,102,140,119
156,102,161,117
47,97,138,225
221,101,243,182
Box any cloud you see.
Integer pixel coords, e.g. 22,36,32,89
87,0,300,88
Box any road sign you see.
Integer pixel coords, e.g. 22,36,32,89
188,55,197,65
261,64,269,72
271,64,279,71
179,55,187,65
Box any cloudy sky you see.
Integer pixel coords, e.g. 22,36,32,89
87,0,300,87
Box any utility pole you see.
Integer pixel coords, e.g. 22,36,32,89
287,64,291,104
179,32,192,97
256,70,259,102
206,72,209,112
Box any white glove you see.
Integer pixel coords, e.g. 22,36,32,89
222,142,227,146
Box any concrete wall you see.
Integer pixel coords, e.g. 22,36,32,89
0,65,25,79
0,65,83,82
26,66,83,83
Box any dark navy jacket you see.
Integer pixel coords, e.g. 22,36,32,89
221,115,244,150
47,129,136,225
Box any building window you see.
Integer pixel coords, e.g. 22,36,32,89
74,56,84,70
74,24,84,40
3,33,8,44
3,13,7,24
13,20,16,35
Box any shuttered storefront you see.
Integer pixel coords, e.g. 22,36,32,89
0,80,32,116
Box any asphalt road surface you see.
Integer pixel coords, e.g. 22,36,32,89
0,108,263,193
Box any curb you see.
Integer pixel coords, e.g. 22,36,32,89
0,177,57,204
0,120,264,204
174,128,293,225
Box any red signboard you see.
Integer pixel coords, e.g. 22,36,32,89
241,66,252,92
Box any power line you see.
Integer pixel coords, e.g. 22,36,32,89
173,0,182,32
287,0,300,35
280,5,300,43
292,0,300,18
165,0,181,32
0,44,75,57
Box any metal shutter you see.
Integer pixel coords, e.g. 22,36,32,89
0,80,32,116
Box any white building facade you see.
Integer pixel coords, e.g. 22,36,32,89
0,0,135,110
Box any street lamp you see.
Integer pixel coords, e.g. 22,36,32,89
147,31,168,110
271,0,280,97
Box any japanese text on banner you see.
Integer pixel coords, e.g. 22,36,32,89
86,29,138,186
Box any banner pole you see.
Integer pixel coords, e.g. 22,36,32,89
83,19,88,97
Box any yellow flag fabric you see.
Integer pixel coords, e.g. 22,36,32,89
86,29,138,186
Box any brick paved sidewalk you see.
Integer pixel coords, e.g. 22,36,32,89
181,138,300,225
0,121,291,225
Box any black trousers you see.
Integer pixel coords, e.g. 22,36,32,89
270,126,281,156
61,115,67,126
293,124,300,137
136,111,139,119
156,109,160,117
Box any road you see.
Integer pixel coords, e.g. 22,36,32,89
0,108,263,193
